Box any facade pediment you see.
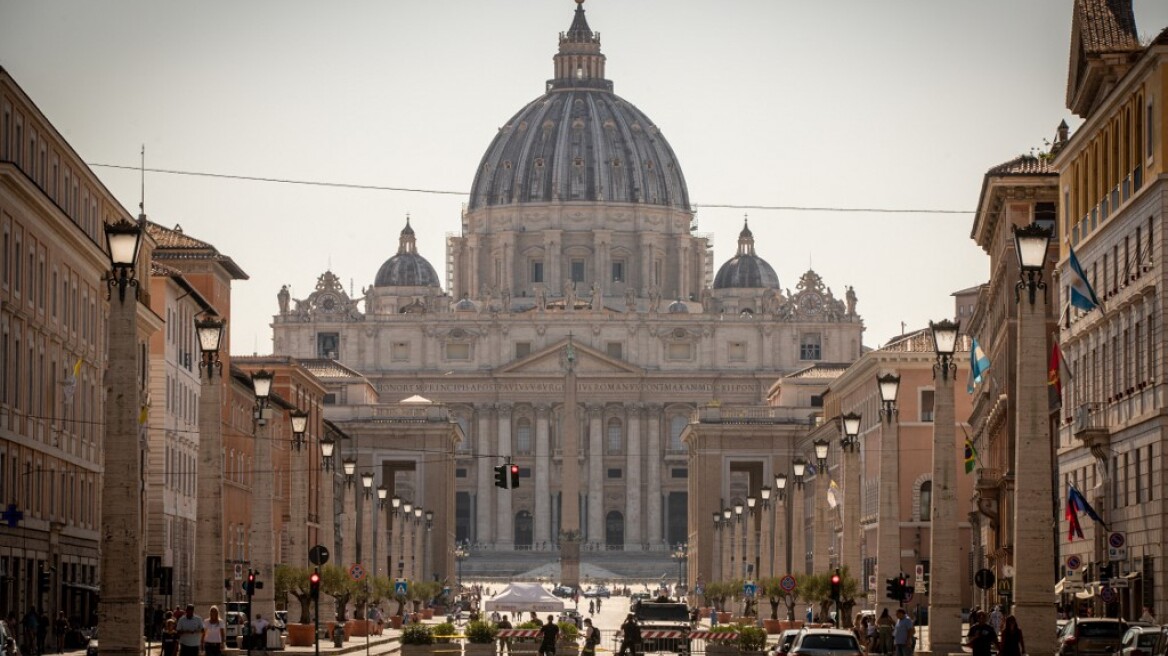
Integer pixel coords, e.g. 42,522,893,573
496,339,644,376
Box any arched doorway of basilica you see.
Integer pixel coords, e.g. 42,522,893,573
515,511,534,549
605,511,624,550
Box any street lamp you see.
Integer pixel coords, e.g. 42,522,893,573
361,471,375,498
104,218,143,302
248,368,277,622
927,317,962,654
454,544,469,590
343,458,357,486
196,314,226,375
377,485,388,509
734,502,744,521
774,474,787,501
290,409,309,452
251,370,274,407
425,510,434,530
1011,222,1057,654
792,458,807,489
813,438,830,471
99,217,145,656
841,412,861,452
875,371,901,614
672,544,688,591
760,487,771,508
320,435,336,472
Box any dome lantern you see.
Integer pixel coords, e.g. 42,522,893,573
713,218,781,290
373,217,441,288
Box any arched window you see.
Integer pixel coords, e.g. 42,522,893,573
669,415,688,452
516,417,533,455
919,481,932,521
607,418,623,454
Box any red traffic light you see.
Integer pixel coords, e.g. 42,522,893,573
831,575,841,584
310,572,321,584
510,465,518,473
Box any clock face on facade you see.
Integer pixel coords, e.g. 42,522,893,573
321,295,337,311
802,292,823,315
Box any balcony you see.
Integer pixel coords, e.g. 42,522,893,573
1072,403,1109,453
694,406,816,425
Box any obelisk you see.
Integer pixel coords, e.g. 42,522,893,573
560,337,582,587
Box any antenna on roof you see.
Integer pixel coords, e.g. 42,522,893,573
138,144,147,221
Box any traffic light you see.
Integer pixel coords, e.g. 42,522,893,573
896,575,908,602
494,465,508,489
885,578,899,601
246,571,257,596
509,464,520,489
309,568,321,601
830,569,841,602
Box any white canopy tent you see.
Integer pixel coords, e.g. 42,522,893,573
483,583,566,613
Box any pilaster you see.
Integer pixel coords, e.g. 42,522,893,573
624,404,642,549
534,405,552,544
497,404,514,547
587,405,604,544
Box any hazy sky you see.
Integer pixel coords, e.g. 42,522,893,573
3,1,1167,354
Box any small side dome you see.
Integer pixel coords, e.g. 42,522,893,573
453,297,478,312
713,219,780,290
374,217,441,288
667,299,690,314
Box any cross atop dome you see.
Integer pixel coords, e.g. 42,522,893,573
551,0,610,91
736,218,756,256
398,216,417,253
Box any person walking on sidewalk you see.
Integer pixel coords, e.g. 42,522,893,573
892,609,914,656
175,605,203,656
538,615,560,656
997,615,1024,656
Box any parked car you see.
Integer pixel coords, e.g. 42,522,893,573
553,585,578,598
1058,618,1128,656
1119,626,1160,656
770,629,803,656
583,586,611,598
788,628,863,656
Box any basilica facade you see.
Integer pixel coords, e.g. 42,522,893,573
272,1,864,560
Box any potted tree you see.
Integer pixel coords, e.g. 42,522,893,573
401,623,435,656
758,578,784,634
320,565,354,642
557,620,580,656
274,565,317,647
735,624,768,656
464,620,498,656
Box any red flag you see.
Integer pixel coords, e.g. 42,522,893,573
1066,494,1084,541
1049,340,1069,410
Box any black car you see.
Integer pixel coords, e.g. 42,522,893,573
553,585,578,598
1058,618,1128,656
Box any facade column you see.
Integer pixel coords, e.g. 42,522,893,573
194,367,225,619
251,421,276,621
813,471,831,573
534,405,551,545
545,231,561,296
497,404,514,548
1014,283,1057,655
587,405,604,545
320,461,337,575
414,515,425,582
711,523,722,583
774,497,787,577
342,484,358,570
759,501,772,580
721,518,732,583
289,448,308,569
646,406,662,548
359,484,374,570
475,407,493,545
928,362,962,654
677,240,690,301
99,285,143,656
624,405,642,549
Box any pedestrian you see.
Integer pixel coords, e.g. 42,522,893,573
619,614,641,656
251,613,269,652
53,612,69,654
497,614,513,655
537,615,559,656
202,606,225,656
175,605,203,656
36,611,48,656
22,607,39,656
709,607,717,627
582,619,600,656
853,614,868,656
160,619,179,656
965,611,996,656
989,606,1003,635
892,609,914,656
588,600,595,615
997,615,1024,656
875,608,894,655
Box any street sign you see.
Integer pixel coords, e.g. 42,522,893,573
309,545,330,566
234,563,243,580
914,564,924,580
779,575,797,592
694,584,705,595
743,582,757,598
395,579,409,596
1110,578,1129,589
974,569,996,591
997,577,1013,597
1100,586,1117,603
1066,555,1082,571
1108,532,1127,561
348,563,367,582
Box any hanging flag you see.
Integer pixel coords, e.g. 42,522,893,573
963,439,978,474
1067,484,1107,541
804,462,817,476
62,357,82,403
138,403,150,447
1067,245,1101,312
826,480,840,509
1049,340,1073,410
967,338,990,394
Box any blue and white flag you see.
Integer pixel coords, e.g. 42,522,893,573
1067,245,1101,312
967,338,990,394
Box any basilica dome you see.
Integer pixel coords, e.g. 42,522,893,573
468,2,689,211
713,221,780,290
374,218,441,288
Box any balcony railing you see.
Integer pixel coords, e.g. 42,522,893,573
694,406,816,425
1072,402,1108,435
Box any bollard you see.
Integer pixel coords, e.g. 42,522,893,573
333,625,345,648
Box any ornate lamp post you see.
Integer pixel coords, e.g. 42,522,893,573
250,369,277,620
745,496,757,579
773,473,788,582
290,410,309,451
399,501,411,579
412,507,424,581
424,510,434,581
759,487,772,580
320,436,336,472
928,318,962,654
721,508,732,582
343,458,357,486
194,313,227,620
711,512,723,583
812,438,832,572
790,458,807,576
839,412,862,595
1012,222,1056,654
99,218,144,656
875,372,901,613
454,543,469,591
672,544,688,593
733,502,745,579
